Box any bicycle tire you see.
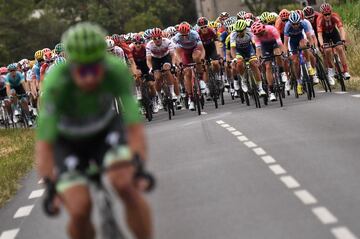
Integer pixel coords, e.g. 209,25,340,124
273,67,283,107
248,70,261,108
316,54,331,92
221,89,225,105
167,100,172,120
334,55,346,92
301,64,312,100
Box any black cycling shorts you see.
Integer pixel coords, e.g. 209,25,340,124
136,60,150,75
323,29,341,45
204,42,220,61
151,54,172,71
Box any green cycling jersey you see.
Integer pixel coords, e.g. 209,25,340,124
37,54,141,142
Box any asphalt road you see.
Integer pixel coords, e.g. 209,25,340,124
1,90,360,239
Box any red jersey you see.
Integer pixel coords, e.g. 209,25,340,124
197,28,217,45
307,11,321,34
115,41,133,59
129,43,147,62
317,12,343,34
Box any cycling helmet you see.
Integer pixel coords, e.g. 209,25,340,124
133,33,145,43
245,12,255,20
245,18,254,28
266,13,277,25
144,29,153,40
279,9,290,21
234,20,247,32
42,48,51,54
54,43,64,54
303,6,315,18
167,26,177,37
62,22,107,64
7,63,17,71
289,11,301,24
19,59,30,70
0,67,8,74
111,34,121,44
320,3,332,15
34,50,43,61
260,12,270,23
219,12,229,20
178,22,191,35
208,21,219,29
237,11,247,20
43,51,53,61
54,56,66,65
197,17,209,27
224,17,237,28
151,28,163,38
106,39,115,51
162,31,171,38
295,10,305,20
251,21,266,35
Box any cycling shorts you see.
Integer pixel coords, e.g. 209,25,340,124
177,45,202,65
54,115,132,193
11,85,26,96
0,88,6,98
136,60,150,75
236,44,256,60
204,42,220,61
260,40,280,57
289,35,305,51
323,29,341,45
151,54,172,71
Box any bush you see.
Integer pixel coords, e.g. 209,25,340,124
333,1,360,29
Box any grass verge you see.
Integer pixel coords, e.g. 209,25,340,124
0,129,35,207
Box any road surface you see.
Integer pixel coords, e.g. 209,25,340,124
1,90,360,239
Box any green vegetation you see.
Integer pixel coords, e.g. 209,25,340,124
0,0,196,65
333,1,360,29
0,129,35,207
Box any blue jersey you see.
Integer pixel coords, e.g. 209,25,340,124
0,76,6,91
5,72,24,88
284,20,310,38
173,30,202,50
32,62,41,81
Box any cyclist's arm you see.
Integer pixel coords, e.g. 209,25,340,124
230,47,237,59
128,57,138,75
36,141,56,180
284,36,289,53
5,84,11,97
318,32,324,47
338,26,346,42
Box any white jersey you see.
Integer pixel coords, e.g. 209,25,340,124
26,70,33,82
112,46,126,63
146,38,174,58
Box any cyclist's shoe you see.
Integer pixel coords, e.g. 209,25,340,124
171,92,178,101
224,79,230,88
153,100,159,113
234,91,239,98
136,91,142,100
344,72,351,80
200,80,206,93
158,102,164,110
241,80,248,93
8,118,13,125
281,72,288,83
258,87,266,96
285,80,291,91
176,100,182,110
313,75,319,84
188,99,195,111
14,109,20,116
13,115,19,123
308,67,316,76
234,80,240,91
328,68,336,86
297,84,304,95
28,119,33,127
269,93,276,101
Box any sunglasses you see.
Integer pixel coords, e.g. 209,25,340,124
200,26,208,29
134,42,142,45
324,13,331,16
282,19,288,22
292,23,300,26
73,64,102,77
9,70,16,73
153,37,162,41
236,29,245,33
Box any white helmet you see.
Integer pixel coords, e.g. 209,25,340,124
106,39,115,51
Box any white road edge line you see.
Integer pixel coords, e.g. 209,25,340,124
294,190,318,205
280,176,300,189
335,92,348,94
13,205,34,219
312,207,338,224
269,164,287,175
0,229,20,239
29,189,45,199
331,227,359,239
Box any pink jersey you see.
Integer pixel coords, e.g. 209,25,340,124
253,25,283,48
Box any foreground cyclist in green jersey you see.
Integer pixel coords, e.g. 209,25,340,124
35,22,152,239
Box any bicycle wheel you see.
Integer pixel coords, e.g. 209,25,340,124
316,54,331,92
301,64,312,100
274,71,283,107
220,89,225,105
248,70,261,108
334,55,346,92
167,99,172,120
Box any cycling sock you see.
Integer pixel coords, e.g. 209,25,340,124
169,85,175,94
297,79,302,84
279,66,284,73
342,64,348,72
306,61,312,69
269,85,274,93
233,75,238,81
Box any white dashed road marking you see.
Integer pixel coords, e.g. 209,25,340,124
332,227,359,239
13,205,34,219
0,229,20,239
237,136,248,142
244,141,257,148
312,207,338,224
294,190,318,205
38,178,44,184
29,189,45,199
261,155,276,164
335,92,348,94
232,131,242,136
253,147,266,156
269,164,287,175
216,120,225,124
226,127,236,131
351,94,360,98
280,176,300,189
